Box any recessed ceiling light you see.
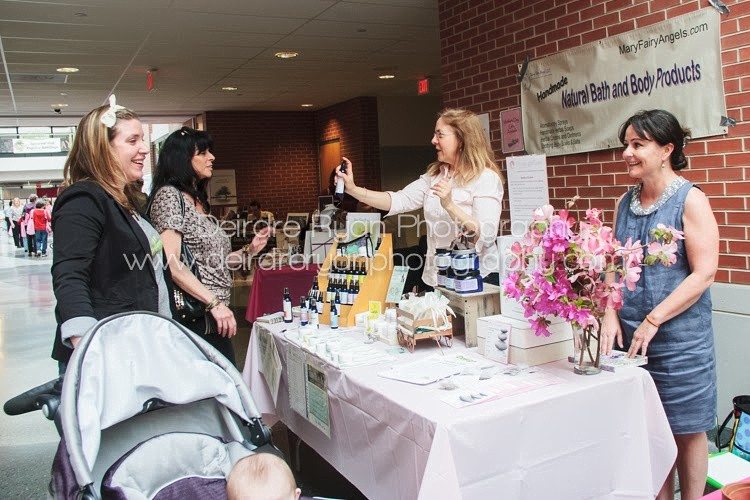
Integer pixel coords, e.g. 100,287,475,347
59,92,68,96
74,11,88,17
51,103,69,107
357,27,367,33
222,86,238,91
378,74,395,79
56,67,79,73
274,51,299,59
300,104,314,108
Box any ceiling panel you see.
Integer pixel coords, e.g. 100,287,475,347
0,0,440,117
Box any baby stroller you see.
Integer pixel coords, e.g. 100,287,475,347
4,311,275,499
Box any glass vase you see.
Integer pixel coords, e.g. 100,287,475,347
573,325,601,375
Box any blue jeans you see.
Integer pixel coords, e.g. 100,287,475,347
35,230,48,254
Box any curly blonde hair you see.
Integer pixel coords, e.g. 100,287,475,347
426,108,502,186
63,104,142,210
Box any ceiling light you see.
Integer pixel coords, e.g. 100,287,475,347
56,67,79,73
222,86,238,91
301,104,314,108
51,103,69,107
378,74,395,79
274,51,298,59
59,92,68,96
74,11,88,17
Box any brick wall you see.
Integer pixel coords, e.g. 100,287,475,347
204,97,380,220
438,0,750,284
314,96,382,193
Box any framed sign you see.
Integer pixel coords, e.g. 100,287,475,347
500,107,524,154
209,169,237,206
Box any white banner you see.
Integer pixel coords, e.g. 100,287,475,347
12,138,62,154
520,8,726,156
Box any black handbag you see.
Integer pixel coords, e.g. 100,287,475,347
147,189,205,324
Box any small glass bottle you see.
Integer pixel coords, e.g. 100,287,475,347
282,287,293,323
299,296,309,326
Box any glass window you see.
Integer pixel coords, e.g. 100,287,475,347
0,127,18,136
18,127,52,135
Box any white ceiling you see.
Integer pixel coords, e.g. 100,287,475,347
0,0,441,123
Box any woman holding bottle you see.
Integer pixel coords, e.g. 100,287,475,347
335,108,504,287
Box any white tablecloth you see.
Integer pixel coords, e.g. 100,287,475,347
242,321,677,500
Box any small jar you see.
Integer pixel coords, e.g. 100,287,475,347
444,267,455,291
451,248,479,273
435,248,452,270
454,269,483,294
437,267,447,287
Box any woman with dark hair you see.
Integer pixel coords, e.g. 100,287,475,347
600,109,718,500
51,96,172,370
149,126,268,365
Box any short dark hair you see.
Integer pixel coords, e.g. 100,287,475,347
151,126,213,209
618,109,691,171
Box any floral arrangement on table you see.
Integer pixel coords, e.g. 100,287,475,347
502,199,683,372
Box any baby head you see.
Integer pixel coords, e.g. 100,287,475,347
227,453,301,500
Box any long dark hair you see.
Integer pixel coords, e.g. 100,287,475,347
618,109,691,171
151,126,213,209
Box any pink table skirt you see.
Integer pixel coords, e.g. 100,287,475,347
245,265,319,323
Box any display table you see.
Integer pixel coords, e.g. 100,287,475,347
242,321,677,500
244,265,319,323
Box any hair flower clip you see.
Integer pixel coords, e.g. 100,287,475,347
100,94,126,128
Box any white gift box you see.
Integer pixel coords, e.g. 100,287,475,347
477,314,573,365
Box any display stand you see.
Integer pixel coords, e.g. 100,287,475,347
436,284,501,347
319,233,394,327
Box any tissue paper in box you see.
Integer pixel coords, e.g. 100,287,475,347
477,314,573,366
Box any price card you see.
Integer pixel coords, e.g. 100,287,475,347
385,266,409,303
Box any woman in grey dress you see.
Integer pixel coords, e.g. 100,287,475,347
600,109,718,500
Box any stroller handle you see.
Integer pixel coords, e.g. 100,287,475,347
4,377,63,418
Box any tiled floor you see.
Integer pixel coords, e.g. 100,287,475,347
0,229,363,499
0,231,60,497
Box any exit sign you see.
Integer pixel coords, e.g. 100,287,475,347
417,78,430,95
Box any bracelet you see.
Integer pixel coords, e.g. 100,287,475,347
205,297,222,311
645,314,660,328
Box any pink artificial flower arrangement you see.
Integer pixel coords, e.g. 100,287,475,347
503,201,684,337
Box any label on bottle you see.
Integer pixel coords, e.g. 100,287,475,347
444,277,454,290
331,312,339,329
435,253,452,270
300,309,308,325
283,301,292,322
452,253,478,271
455,278,479,293
437,273,445,287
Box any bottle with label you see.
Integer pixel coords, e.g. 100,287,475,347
348,278,356,305
326,279,334,303
282,287,293,323
316,291,324,314
299,296,309,326
340,280,349,305
335,160,346,199
330,300,339,329
311,278,319,298
444,268,455,291
308,294,319,327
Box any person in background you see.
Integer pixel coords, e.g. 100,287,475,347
8,198,24,248
23,194,37,216
23,205,36,256
226,453,301,500
32,199,50,257
51,95,172,372
335,108,504,288
149,126,269,365
600,109,718,500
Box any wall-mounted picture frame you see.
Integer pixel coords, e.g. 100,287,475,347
209,169,237,205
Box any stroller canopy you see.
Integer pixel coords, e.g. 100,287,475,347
60,312,262,490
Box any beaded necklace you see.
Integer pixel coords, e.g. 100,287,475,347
630,176,687,216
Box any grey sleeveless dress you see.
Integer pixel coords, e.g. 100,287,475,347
615,179,716,434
